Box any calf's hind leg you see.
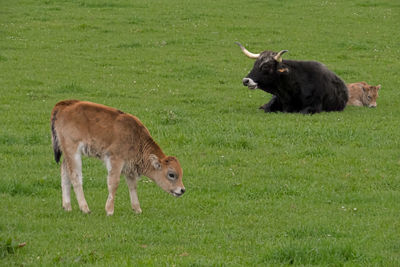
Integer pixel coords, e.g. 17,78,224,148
61,160,72,211
63,145,90,213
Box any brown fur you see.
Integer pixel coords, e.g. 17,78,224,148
347,82,381,108
51,100,185,215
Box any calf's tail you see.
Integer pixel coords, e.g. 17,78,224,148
51,110,62,164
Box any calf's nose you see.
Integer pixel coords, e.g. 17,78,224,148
180,188,186,194
242,78,250,86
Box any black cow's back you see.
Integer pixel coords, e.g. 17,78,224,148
282,60,348,113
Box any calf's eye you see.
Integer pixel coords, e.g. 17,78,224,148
167,172,176,180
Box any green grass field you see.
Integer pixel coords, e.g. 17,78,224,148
1,0,400,265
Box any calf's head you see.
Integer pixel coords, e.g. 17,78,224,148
362,84,381,108
236,42,288,91
148,154,185,197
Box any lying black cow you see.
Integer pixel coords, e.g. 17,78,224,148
236,42,348,114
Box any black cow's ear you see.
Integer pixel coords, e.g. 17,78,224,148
277,67,289,73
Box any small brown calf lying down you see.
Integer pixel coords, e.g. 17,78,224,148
347,82,381,107
51,100,185,215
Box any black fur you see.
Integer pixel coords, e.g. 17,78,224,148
244,51,348,114
51,110,62,163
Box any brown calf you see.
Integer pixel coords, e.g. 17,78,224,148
51,100,185,215
347,82,381,108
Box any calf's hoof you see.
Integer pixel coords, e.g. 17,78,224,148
63,203,72,211
133,208,142,214
80,205,91,214
106,211,114,216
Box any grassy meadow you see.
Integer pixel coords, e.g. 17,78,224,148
1,0,400,265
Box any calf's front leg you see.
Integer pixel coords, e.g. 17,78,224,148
104,157,123,216
125,173,142,214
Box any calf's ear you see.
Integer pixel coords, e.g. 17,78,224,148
376,85,381,90
149,154,162,170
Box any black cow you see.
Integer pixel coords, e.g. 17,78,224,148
236,42,348,114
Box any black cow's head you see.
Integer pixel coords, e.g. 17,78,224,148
236,42,288,92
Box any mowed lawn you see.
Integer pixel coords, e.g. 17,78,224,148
1,0,400,265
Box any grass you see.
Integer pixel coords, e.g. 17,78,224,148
1,0,400,265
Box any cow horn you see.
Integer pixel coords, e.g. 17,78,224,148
235,42,260,59
274,50,288,62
